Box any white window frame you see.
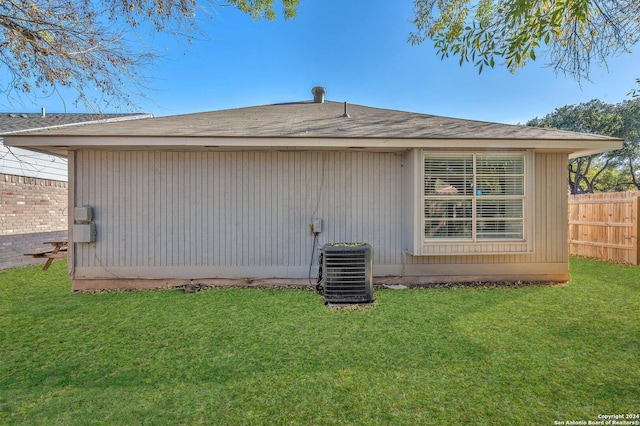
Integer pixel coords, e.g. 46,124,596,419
404,149,535,256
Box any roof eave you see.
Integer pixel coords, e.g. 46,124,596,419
4,135,623,157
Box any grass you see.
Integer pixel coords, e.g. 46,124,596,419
0,259,638,425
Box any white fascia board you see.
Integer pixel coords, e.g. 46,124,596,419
4,135,623,154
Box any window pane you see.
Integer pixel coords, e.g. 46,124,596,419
477,220,523,240
425,199,472,219
424,155,474,196
477,199,523,218
425,220,472,239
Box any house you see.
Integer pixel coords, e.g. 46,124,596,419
0,111,151,269
3,88,622,290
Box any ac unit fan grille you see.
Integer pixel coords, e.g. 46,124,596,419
322,243,373,304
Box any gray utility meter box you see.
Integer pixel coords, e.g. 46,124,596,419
74,206,94,222
73,223,96,243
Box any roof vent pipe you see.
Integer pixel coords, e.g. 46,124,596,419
41,107,46,118
312,86,326,103
342,102,350,118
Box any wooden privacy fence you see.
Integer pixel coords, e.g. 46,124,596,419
568,191,640,265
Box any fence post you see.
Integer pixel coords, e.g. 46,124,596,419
634,194,640,265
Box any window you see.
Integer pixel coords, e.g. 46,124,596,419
424,153,525,242
397,150,536,256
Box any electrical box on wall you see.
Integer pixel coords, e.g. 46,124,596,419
73,223,96,243
312,218,323,234
74,206,94,222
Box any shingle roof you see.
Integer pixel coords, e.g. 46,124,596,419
3,101,618,141
0,112,152,135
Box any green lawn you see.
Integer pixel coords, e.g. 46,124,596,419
0,259,638,425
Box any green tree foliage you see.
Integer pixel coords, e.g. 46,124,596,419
527,99,640,193
0,0,298,111
409,0,640,81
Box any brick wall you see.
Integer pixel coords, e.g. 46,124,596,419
0,173,68,269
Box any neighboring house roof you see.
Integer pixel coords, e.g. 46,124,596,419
3,100,622,158
0,112,152,135
0,112,152,180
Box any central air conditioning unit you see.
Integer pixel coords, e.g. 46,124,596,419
321,243,373,304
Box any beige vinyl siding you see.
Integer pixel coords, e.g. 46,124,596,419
70,149,568,280
71,150,403,278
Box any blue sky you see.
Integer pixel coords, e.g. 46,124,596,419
9,0,640,124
